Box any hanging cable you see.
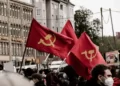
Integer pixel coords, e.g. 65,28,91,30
35,10,108,20
102,12,110,24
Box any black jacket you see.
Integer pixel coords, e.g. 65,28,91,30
85,78,105,86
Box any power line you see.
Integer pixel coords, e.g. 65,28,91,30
102,12,110,24
36,10,108,20
111,10,120,13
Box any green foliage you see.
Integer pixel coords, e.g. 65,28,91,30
99,36,120,53
74,7,101,45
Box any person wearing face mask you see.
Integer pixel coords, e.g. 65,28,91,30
85,64,114,86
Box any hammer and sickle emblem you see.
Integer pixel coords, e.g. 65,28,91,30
38,34,56,47
81,50,96,62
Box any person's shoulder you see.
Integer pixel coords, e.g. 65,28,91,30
85,80,92,86
85,78,98,86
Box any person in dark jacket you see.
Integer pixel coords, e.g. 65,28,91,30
46,72,59,86
85,64,113,86
32,73,45,86
57,72,69,86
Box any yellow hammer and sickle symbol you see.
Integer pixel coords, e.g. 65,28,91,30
38,34,56,47
81,50,96,62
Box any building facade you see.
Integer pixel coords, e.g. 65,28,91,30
0,0,74,65
0,0,35,66
29,0,75,62
46,0,74,32
31,0,74,32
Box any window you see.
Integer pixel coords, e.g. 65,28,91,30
12,24,15,37
2,23,5,36
16,44,19,56
37,9,41,15
60,4,63,10
0,3,4,15
10,24,13,36
3,42,5,55
36,51,40,56
13,5,15,17
4,4,7,16
54,4,57,9
4,23,8,36
26,48,34,56
0,22,1,35
12,43,14,56
4,43,8,55
18,7,20,18
1,42,3,54
18,44,22,56
23,8,26,19
1,22,4,36
57,27,58,32
0,42,2,55
10,5,12,17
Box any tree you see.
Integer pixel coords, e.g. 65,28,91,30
74,7,101,45
99,36,120,53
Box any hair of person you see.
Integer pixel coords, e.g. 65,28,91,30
91,64,109,79
31,73,42,81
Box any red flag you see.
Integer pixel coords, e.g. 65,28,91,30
26,18,74,59
70,32,106,71
61,21,91,79
61,20,78,44
66,53,91,79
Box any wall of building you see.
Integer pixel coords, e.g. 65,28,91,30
0,0,35,65
32,0,74,32
46,0,74,32
0,0,74,64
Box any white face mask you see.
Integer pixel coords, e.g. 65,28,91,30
105,77,114,86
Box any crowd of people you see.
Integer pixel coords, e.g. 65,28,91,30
0,64,120,86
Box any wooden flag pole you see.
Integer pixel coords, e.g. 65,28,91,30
19,47,27,73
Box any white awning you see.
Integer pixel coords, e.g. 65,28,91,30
49,64,68,69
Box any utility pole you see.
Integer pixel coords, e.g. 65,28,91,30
109,8,117,49
100,8,104,42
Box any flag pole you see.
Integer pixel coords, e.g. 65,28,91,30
44,54,50,63
43,54,50,69
57,52,70,72
18,20,33,73
19,47,27,73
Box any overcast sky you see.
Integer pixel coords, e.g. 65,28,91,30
70,0,120,36
20,0,120,36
